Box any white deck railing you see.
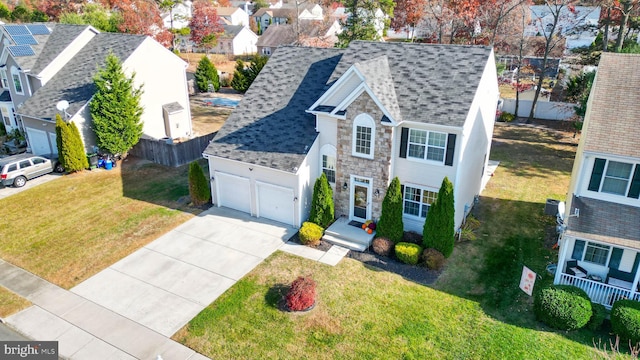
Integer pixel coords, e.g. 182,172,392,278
557,273,640,309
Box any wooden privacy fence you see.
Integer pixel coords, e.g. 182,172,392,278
130,133,216,167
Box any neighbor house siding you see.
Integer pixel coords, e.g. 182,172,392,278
232,29,258,55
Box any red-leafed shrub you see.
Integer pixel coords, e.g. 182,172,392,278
286,276,316,311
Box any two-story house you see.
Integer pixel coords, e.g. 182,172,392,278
216,7,250,27
0,23,192,156
253,8,295,33
203,41,499,249
210,25,257,56
554,53,640,309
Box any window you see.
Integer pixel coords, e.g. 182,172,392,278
19,160,32,169
320,144,336,184
407,129,447,162
32,158,46,165
403,186,437,218
11,67,23,94
588,158,640,199
583,242,610,266
0,69,8,89
352,114,375,159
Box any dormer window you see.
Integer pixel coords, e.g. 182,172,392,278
352,113,375,159
11,66,23,94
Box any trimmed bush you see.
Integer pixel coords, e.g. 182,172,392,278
376,177,404,243
372,237,394,257
55,114,88,173
534,285,592,330
188,161,211,206
422,248,445,270
423,177,455,258
395,242,422,265
286,276,316,311
308,173,334,228
587,302,607,331
299,222,323,246
498,111,516,122
611,299,640,345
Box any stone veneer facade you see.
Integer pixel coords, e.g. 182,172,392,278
335,91,393,220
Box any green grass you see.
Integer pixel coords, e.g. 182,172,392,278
175,124,634,358
0,159,203,289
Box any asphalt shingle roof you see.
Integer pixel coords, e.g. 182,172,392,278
256,24,296,47
353,55,401,121
204,46,344,173
18,32,146,120
221,25,244,39
568,195,640,243
31,24,92,74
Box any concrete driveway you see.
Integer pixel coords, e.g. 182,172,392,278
70,207,296,337
0,173,62,200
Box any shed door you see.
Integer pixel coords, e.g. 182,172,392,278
215,171,251,214
256,181,294,226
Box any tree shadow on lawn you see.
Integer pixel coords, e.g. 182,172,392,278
265,283,289,310
490,139,576,180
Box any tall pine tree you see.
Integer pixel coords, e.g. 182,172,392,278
308,173,334,229
90,53,143,156
376,177,404,243
195,55,220,92
55,114,88,173
188,161,211,206
423,177,455,258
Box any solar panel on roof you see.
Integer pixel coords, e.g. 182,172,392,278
12,35,38,45
4,25,30,36
7,45,36,57
26,24,51,35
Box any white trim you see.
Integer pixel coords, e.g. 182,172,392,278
205,154,304,176
352,113,375,159
308,66,360,110
349,175,373,221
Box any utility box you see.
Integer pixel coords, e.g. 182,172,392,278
544,199,560,216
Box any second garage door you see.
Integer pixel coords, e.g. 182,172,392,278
215,171,251,213
256,181,295,226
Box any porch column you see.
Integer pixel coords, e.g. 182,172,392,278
554,233,570,284
632,259,640,299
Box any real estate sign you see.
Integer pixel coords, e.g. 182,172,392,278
519,266,536,296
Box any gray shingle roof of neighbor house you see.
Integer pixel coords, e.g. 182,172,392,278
256,24,296,48
17,32,146,120
204,41,494,173
221,25,245,39
204,46,344,173
568,195,640,242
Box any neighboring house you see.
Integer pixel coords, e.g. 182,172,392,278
525,5,600,50
210,25,257,56
553,53,640,309
0,23,192,156
253,8,295,33
256,25,296,56
333,6,386,39
203,41,499,246
256,21,339,56
162,0,193,30
297,4,324,21
216,6,250,27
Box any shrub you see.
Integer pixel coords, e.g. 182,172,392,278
188,161,211,206
498,111,516,122
376,177,404,243
308,173,334,228
372,237,394,257
587,302,607,331
422,248,445,270
195,56,220,92
55,115,88,173
534,285,592,330
423,177,455,258
611,300,640,345
0,121,6,137
299,222,323,246
286,276,316,311
395,242,422,265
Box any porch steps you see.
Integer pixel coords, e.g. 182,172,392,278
323,217,375,252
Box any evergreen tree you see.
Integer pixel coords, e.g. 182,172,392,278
308,173,334,229
231,59,247,92
188,161,211,206
423,177,455,258
195,55,220,92
336,0,394,48
376,177,404,243
55,114,88,173
90,53,143,156
230,55,268,93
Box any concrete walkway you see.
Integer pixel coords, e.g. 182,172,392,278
1,207,349,359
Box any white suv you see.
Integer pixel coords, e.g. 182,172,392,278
0,153,63,187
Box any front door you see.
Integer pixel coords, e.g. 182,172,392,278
350,176,372,222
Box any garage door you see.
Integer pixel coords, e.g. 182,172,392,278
25,128,51,155
215,171,251,213
256,181,294,226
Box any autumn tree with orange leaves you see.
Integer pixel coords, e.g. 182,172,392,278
189,0,223,52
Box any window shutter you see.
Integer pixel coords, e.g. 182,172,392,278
628,165,640,199
571,240,585,260
399,128,408,158
609,247,624,270
588,158,606,191
632,253,640,275
445,134,456,166
400,185,405,197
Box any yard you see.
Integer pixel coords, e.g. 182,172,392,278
0,158,203,290
173,123,629,358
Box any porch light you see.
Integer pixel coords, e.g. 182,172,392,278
342,182,348,190
374,189,381,198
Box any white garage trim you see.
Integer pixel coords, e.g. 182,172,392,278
215,171,251,213
25,127,51,155
256,181,295,226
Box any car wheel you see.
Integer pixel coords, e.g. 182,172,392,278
13,176,27,188
54,163,64,173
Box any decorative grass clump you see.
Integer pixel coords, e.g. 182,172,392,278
299,222,323,246
611,299,640,345
285,276,316,312
394,242,422,265
534,285,592,330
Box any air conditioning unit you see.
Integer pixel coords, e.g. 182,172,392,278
544,199,560,216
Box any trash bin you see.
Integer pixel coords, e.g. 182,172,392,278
544,199,559,216
105,160,113,170
87,153,98,169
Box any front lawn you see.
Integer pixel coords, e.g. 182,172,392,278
0,286,31,318
0,158,201,289
175,124,627,358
